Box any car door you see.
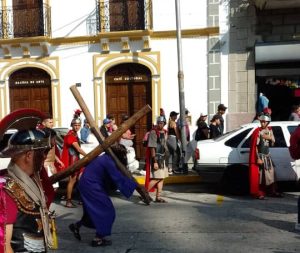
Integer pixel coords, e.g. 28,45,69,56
285,124,300,180
225,127,253,164
235,127,255,164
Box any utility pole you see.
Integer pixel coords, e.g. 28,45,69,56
175,0,187,171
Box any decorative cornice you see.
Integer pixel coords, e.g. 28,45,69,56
0,27,219,46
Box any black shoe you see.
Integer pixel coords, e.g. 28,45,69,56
91,237,112,247
69,223,81,241
172,169,183,174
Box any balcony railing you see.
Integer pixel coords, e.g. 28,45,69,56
95,0,152,33
0,4,51,39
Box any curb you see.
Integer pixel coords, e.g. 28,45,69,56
134,174,201,185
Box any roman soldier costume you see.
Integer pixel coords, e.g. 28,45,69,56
61,110,82,169
0,109,54,253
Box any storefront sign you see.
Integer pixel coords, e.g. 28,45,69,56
10,79,49,87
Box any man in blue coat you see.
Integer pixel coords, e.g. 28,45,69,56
69,144,137,247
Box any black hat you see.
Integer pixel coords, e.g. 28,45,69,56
217,104,227,111
170,111,179,117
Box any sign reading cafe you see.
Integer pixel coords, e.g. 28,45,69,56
107,75,149,83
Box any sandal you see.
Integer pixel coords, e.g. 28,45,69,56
91,237,112,247
69,223,81,241
155,197,167,203
257,195,265,200
65,199,77,208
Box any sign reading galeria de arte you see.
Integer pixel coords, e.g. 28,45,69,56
10,79,50,87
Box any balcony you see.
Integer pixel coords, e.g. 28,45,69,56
0,4,51,39
254,0,300,10
95,0,152,33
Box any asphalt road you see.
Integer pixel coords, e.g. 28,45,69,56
50,184,300,253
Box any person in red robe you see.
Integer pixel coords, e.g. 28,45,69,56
61,110,87,208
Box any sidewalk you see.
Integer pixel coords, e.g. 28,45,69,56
133,160,201,185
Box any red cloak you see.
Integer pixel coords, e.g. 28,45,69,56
249,127,260,197
249,126,271,197
61,130,80,168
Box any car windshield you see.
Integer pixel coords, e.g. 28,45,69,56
213,127,243,141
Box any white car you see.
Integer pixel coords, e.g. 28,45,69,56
194,121,300,193
0,127,140,172
0,129,17,170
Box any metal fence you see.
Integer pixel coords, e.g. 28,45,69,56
0,4,51,39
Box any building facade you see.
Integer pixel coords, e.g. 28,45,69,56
0,0,222,159
228,0,300,129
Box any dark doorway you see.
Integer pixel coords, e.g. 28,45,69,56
257,76,300,121
106,63,152,160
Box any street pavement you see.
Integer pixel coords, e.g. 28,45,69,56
49,183,300,253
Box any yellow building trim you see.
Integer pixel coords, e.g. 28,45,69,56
93,51,161,125
0,27,219,46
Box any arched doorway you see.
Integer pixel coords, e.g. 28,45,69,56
9,67,52,115
106,63,152,160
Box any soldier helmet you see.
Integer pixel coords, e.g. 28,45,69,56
156,116,166,125
259,114,271,122
0,129,51,158
71,109,82,126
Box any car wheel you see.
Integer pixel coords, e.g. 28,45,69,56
221,165,249,195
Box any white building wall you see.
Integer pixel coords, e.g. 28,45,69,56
152,0,207,31
152,37,208,133
51,0,96,37
50,44,95,125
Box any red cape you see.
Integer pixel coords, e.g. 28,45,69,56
249,126,271,197
39,167,55,208
289,125,300,160
144,127,167,192
61,130,80,168
249,127,260,197
144,147,152,192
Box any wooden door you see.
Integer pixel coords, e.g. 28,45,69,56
106,63,151,160
129,83,149,159
9,67,52,115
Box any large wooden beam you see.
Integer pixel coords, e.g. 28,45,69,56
49,105,151,185
69,85,152,204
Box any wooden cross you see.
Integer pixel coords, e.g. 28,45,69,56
49,85,152,204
